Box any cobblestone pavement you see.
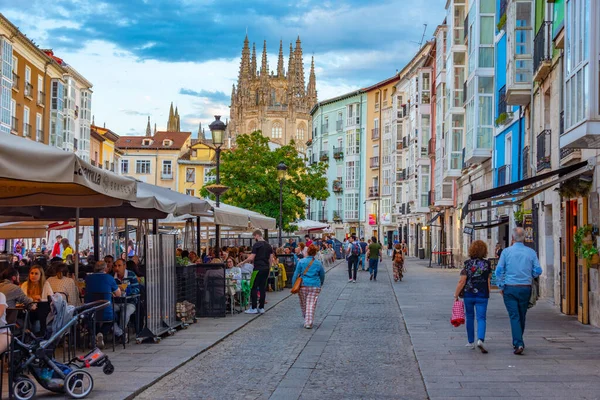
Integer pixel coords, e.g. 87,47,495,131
135,260,427,400
391,258,600,400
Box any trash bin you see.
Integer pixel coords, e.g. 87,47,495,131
418,248,425,259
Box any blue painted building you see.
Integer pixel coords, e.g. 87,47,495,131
308,90,368,239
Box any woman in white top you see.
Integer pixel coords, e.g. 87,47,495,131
21,265,54,302
0,292,10,354
46,262,82,306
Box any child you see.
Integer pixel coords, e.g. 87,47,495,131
392,244,405,282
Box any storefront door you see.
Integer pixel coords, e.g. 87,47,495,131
577,198,589,324
561,200,578,315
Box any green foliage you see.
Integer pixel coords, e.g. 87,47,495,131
495,112,509,126
558,179,593,198
513,206,531,226
574,225,599,267
497,14,507,31
200,131,329,231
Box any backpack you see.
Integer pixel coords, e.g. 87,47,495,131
351,243,361,256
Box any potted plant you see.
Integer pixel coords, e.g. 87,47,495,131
513,206,531,227
574,225,599,268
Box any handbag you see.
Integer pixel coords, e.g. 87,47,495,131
451,300,465,327
291,259,315,294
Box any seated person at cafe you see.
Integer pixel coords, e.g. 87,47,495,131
21,265,54,302
103,255,115,275
0,267,35,309
47,262,82,306
85,261,120,348
113,259,139,339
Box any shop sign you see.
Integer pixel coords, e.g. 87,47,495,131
380,213,391,225
523,213,534,250
369,214,377,225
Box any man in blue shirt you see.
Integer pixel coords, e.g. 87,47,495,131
85,261,120,349
495,227,543,355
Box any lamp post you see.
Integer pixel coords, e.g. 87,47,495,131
277,161,288,247
206,115,229,257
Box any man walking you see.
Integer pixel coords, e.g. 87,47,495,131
495,227,542,355
345,235,360,283
358,238,368,271
240,230,274,314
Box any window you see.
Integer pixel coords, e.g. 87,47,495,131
185,189,195,197
346,103,360,126
421,73,431,104
23,106,30,137
271,121,282,138
142,139,152,146
382,169,391,195
296,124,305,141
345,129,360,155
37,76,43,98
477,77,494,149
565,0,591,130
204,167,216,183
25,66,31,83
36,113,42,141
345,161,357,189
162,160,173,178
186,168,195,182
344,193,359,220
135,160,151,174
382,198,391,215
121,159,129,174
162,139,172,147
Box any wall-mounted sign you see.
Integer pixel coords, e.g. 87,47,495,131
523,213,534,250
463,226,474,235
380,213,391,225
369,214,377,225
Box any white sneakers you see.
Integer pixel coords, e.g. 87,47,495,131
477,339,488,354
245,308,265,314
348,278,353,282
465,342,475,349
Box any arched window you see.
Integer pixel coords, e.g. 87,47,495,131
271,121,283,139
296,124,306,141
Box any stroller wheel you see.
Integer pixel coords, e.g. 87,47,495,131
14,377,37,400
103,361,115,375
65,369,94,399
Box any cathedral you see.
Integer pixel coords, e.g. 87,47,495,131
229,35,317,151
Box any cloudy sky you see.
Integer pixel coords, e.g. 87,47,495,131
2,0,446,136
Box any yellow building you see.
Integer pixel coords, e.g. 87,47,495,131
364,75,400,240
177,140,218,197
115,131,191,190
91,124,121,172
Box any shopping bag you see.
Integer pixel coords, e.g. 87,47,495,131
451,300,465,327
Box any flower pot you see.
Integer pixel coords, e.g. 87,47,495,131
590,253,600,268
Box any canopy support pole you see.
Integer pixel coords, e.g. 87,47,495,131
93,217,100,262
152,219,158,235
75,207,80,279
196,216,201,256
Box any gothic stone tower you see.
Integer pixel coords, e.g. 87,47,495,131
229,35,317,153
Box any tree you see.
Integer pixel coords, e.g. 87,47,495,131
201,131,329,231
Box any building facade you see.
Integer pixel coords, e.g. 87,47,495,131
229,36,317,153
177,140,217,198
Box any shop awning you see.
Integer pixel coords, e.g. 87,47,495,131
462,159,594,220
426,211,444,226
464,215,510,232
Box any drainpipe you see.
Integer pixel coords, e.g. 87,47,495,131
42,61,51,144
518,106,523,179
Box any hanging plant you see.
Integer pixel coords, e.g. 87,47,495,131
495,112,509,126
557,178,593,199
497,14,507,31
513,206,531,226
573,225,599,268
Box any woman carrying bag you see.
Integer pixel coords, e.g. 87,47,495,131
453,240,492,354
291,244,325,329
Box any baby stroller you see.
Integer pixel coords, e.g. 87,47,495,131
10,295,114,400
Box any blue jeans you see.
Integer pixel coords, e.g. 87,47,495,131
502,285,532,348
463,296,488,344
368,258,379,279
359,254,366,270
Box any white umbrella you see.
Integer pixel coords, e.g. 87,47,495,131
295,219,330,232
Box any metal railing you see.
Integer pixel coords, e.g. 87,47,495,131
36,129,43,141
336,120,343,131
371,128,380,140
332,179,343,193
522,146,529,179
333,210,343,222
333,146,344,160
11,116,18,132
23,123,31,137
320,150,329,161
12,72,19,89
533,21,552,75
560,147,577,160
498,86,507,117
37,92,45,106
369,186,379,198
369,156,379,169
24,82,33,97
322,123,329,133
536,129,551,172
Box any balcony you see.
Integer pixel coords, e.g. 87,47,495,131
161,172,173,180
37,92,45,107
36,130,43,142
497,86,507,120
536,129,551,172
369,156,379,169
11,117,18,133
333,146,344,160
402,136,408,148
371,128,380,141
505,1,534,105
346,116,360,127
320,150,329,162
23,123,32,137
336,120,343,131
24,82,33,98
11,73,19,90
333,210,343,222
428,138,435,158
332,179,343,193
368,186,379,198
396,140,404,151
497,165,510,186
522,146,530,179
559,147,581,166
533,21,552,82
321,123,329,134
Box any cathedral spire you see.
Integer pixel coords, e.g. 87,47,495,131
167,102,175,131
250,42,257,77
260,40,269,76
198,122,205,140
294,36,306,97
145,116,152,137
238,35,251,85
307,56,317,105
277,40,285,77
154,123,157,135
287,42,294,89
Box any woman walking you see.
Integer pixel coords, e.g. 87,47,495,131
454,240,492,353
292,244,325,329
392,244,404,282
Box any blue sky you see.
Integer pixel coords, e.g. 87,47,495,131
2,0,446,135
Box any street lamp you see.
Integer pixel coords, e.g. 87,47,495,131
206,115,229,257
277,161,288,247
